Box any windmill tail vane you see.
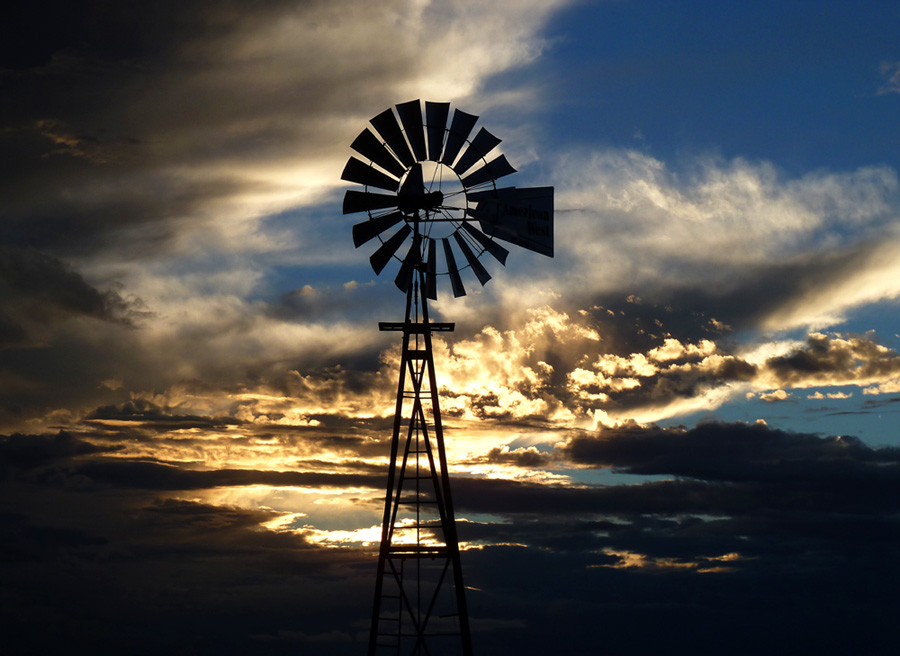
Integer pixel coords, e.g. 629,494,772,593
342,99,554,655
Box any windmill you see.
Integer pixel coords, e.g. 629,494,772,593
342,100,553,655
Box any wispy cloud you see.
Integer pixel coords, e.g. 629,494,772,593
877,60,900,95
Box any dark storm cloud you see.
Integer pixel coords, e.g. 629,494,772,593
464,535,896,655
85,397,243,429
0,430,117,472
451,422,900,562
2,494,373,655
3,0,519,260
72,458,380,492
456,466,900,518
1,1,298,72
0,163,257,256
483,444,555,467
2,427,377,653
0,245,141,346
563,421,900,480
0,1,268,254
5,417,900,653
764,331,900,386
453,420,900,654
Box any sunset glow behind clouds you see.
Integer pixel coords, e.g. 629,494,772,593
3,1,900,654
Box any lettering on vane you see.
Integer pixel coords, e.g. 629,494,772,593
499,203,551,236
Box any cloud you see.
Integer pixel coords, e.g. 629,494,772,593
427,307,900,428
0,430,117,474
432,306,601,425
2,0,567,261
1,491,374,655
5,4,900,653
5,415,900,654
561,421,899,483
757,389,791,402
0,0,579,435
0,246,143,347
807,390,852,399
877,60,900,95
484,444,554,468
760,331,900,389
71,459,380,492
545,150,900,332
30,300,845,440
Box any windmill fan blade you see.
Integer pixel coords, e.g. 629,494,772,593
343,190,399,215
460,222,509,265
442,238,466,298
351,128,407,178
452,127,502,176
396,100,427,162
399,162,425,197
440,109,478,168
341,157,399,192
425,238,437,300
453,231,491,286
461,154,517,188
352,212,404,247
371,108,415,168
370,225,412,275
425,101,450,161
468,186,554,257
394,242,416,292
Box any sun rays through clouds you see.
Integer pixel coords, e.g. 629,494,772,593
4,0,900,653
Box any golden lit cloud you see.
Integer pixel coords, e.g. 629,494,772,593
597,549,746,574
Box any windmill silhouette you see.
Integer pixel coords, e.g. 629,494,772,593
342,100,553,655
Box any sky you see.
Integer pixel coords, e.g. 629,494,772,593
2,1,900,653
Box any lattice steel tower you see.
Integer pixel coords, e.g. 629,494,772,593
341,100,554,655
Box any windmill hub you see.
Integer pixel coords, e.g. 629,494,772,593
397,189,443,216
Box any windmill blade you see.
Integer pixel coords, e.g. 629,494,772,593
396,100,427,162
440,109,478,168
452,127,502,176
425,101,450,161
394,241,417,293
442,238,466,298
453,231,491,286
399,162,425,197
341,157,400,192
370,225,412,275
460,154,517,188
460,221,509,265
425,238,437,300
352,212,404,247
343,190,399,215
371,108,415,168
351,128,407,178
468,186,554,257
